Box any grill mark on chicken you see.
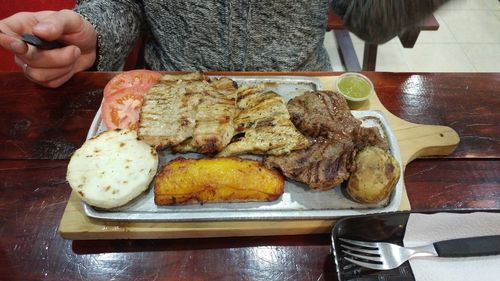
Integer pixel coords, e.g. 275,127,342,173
255,117,275,128
236,87,261,102
138,81,196,149
179,117,190,127
197,137,219,154
174,84,236,154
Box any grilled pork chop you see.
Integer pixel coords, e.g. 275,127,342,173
287,90,360,141
264,91,387,189
218,88,309,156
352,125,389,151
265,139,355,189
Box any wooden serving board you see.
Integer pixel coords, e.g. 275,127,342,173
58,75,459,240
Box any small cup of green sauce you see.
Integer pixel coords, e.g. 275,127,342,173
336,72,374,102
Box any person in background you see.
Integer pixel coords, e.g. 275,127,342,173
0,0,448,88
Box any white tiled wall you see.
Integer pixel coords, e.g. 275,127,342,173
325,0,500,72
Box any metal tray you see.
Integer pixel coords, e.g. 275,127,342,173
83,76,403,221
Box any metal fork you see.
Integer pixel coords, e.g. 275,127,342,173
339,235,500,270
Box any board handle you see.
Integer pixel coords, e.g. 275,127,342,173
395,123,460,164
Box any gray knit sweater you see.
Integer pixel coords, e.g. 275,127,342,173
75,0,447,72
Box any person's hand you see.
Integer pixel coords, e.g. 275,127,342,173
0,10,97,88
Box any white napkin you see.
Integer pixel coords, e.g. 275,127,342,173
403,212,500,281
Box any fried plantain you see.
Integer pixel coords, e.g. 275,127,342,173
154,157,284,205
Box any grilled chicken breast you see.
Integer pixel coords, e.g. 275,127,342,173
138,80,199,148
139,73,308,156
139,74,238,153
218,88,309,156
172,78,237,154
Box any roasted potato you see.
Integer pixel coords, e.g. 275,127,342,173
154,157,284,205
347,146,401,204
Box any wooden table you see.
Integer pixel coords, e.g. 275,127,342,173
0,72,499,281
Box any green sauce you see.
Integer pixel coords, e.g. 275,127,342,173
338,75,372,99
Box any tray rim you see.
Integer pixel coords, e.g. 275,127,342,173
82,76,404,222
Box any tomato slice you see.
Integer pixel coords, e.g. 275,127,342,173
103,69,161,98
101,87,144,130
